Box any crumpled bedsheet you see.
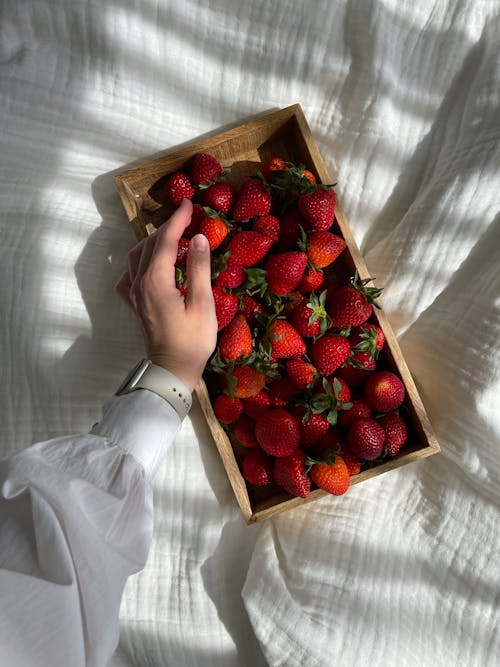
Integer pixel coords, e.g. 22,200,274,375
1,1,499,666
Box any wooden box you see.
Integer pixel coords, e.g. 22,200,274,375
115,104,440,523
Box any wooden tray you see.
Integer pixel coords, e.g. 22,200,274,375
115,104,440,523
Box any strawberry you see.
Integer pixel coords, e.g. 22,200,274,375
239,294,264,325
266,251,308,296
308,376,352,426
298,187,336,231
313,429,361,475
286,357,318,389
306,231,346,269
228,231,272,267
201,180,235,214
218,314,252,362
350,323,385,360
212,252,246,289
278,207,308,251
348,417,386,460
242,449,272,486
255,409,300,456
233,179,271,221
364,371,405,412
310,335,351,376
337,399,372,430
273,449,311,498
297,267,325,294
190,153,222,185
291,291,330,337
212,286,238,331
308,453,350,495
242,390,270,420
337,351,376,388
272,162,317,199
293,407,330,448
164,171,195,206
199,213,228,250
267,320,306,358
234,415,259,448
267,377,301,408
378,412,408,456
253,214,281,243
226,366,266,398
213,394,243,424
175,237,190,266
261,157,288,183
183,203,204,239
327,274,383,329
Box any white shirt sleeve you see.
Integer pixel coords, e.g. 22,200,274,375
0,389,182,667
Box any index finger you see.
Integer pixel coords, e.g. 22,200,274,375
148,199,194,287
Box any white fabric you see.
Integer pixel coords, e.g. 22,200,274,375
0,391,180,667
1,1,499,667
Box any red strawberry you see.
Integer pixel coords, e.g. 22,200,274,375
201,181,235,214
190,153,222,185
297,267,325,294
183,203,204,239
253,214,281,243
313,429,361,475
286,357,318,389
239,294,264,325
228,231,272,267
293,407,330,448
199,214,228,250
327,274,383,329
218,314,252,362
164,171,195,206
308,376,351,426
213,394,243,424
233,179,271,221
175,237,190,266
378,412,408,456
364,371,405,412
310,335,351,376
226,366,266,398
278,207,308,251
242,449,272,486
350,324,385,360
337,351,376,388
268,320,306,358
242,390,270,420
234,415,259,448
291,291,330,337
348,417,386,460
306,231,346,268
308,454,350,495
338,399,372,430
273,449,311,498
266,251,308,296
267,377,301,408
298,187,336,231
255,409,300,456
212,252,246,289
261,157,288,183
212,286,238,331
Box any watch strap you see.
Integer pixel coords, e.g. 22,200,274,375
116,359,192,419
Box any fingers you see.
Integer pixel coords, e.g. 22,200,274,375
149,199,193,287
185,233,215,314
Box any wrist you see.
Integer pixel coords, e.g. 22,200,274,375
148,354,201,393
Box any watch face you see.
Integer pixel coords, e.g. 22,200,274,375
116,359,149,394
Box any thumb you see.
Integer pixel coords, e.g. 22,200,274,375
185,233,214,313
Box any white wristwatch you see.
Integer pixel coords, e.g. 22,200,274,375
116,359,192,419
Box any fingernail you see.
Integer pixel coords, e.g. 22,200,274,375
192,234,208,251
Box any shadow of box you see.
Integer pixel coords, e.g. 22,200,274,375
115,104,440,523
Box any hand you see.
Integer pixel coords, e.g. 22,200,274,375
116,199,217,392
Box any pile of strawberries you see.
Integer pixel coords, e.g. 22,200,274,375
166,153,409,499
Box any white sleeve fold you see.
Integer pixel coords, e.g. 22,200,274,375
0,389,182,667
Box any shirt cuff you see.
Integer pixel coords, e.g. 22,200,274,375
90,390,182,479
